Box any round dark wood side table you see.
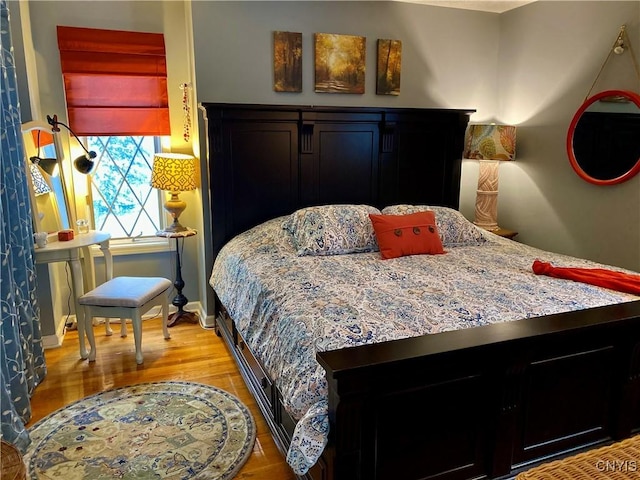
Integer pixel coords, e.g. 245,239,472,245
156,228,199,327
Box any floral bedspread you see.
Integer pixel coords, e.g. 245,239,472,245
209,217,637,475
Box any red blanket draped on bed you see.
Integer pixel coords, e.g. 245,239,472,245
532,260,640,295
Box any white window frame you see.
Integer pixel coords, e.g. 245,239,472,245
81,135,171,253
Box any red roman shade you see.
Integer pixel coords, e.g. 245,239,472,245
57,25,171,136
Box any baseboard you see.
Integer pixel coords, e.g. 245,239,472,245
197,303,216,330
42,314,72,349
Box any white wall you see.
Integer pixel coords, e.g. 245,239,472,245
498,1,639,271
192,1,500,113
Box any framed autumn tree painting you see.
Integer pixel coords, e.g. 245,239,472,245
377,39,401,95
273,31,302,92
314,33,366,94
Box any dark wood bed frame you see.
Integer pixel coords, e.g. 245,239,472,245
200,103,640,480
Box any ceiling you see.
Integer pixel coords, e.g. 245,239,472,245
400,0,537,13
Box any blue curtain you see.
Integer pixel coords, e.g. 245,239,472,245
1,0,47,452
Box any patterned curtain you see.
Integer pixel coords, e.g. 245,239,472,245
1,0,47,452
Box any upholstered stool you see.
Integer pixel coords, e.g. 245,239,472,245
78,276,172,364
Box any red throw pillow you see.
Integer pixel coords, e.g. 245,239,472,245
369,211,446,259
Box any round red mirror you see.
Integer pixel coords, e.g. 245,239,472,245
567,89,640,185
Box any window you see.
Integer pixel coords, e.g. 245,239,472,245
85,135,164,240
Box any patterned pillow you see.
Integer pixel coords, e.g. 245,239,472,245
381,205,486,247
283,204,381,256
381,204,430,216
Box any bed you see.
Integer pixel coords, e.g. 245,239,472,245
200,103,640,480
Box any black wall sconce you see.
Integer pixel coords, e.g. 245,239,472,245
47,114,97,174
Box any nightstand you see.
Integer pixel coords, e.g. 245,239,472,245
491,227,518,240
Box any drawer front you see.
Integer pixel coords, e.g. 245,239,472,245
216,312,235,341
277,392,298,442
237,337,274,410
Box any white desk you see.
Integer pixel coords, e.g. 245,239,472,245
34,230,113,360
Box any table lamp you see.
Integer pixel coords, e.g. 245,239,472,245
463,124,516,231
151,153,197,233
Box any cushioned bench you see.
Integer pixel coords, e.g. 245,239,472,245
78,276,172,364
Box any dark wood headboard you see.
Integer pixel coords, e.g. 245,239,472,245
200,103,474,259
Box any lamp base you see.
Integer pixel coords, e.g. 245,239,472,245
474,160,500,231
163,192,187,233
162,219,188,233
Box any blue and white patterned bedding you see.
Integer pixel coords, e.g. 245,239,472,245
209,211,638,475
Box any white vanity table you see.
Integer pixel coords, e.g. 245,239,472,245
34,230,113,360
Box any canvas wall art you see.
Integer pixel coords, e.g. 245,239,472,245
314,33,366,94
273,31,302,92
376,39,402,95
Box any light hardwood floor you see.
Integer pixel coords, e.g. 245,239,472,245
27,317,296,479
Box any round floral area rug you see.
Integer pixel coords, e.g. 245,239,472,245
24,381,256,479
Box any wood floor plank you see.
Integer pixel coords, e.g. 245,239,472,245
27,317,296,479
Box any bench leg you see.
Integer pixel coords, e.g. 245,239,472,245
83,307,97,362
105,318,127,337
162,295,171,340
77,308,89,360
132,311,143,364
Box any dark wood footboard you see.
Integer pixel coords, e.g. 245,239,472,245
317,300,640,480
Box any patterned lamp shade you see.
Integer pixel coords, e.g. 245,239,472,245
30,163,52,196
463,124,516,161
150,153,197,192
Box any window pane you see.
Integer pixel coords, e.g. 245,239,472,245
85,136,163,239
